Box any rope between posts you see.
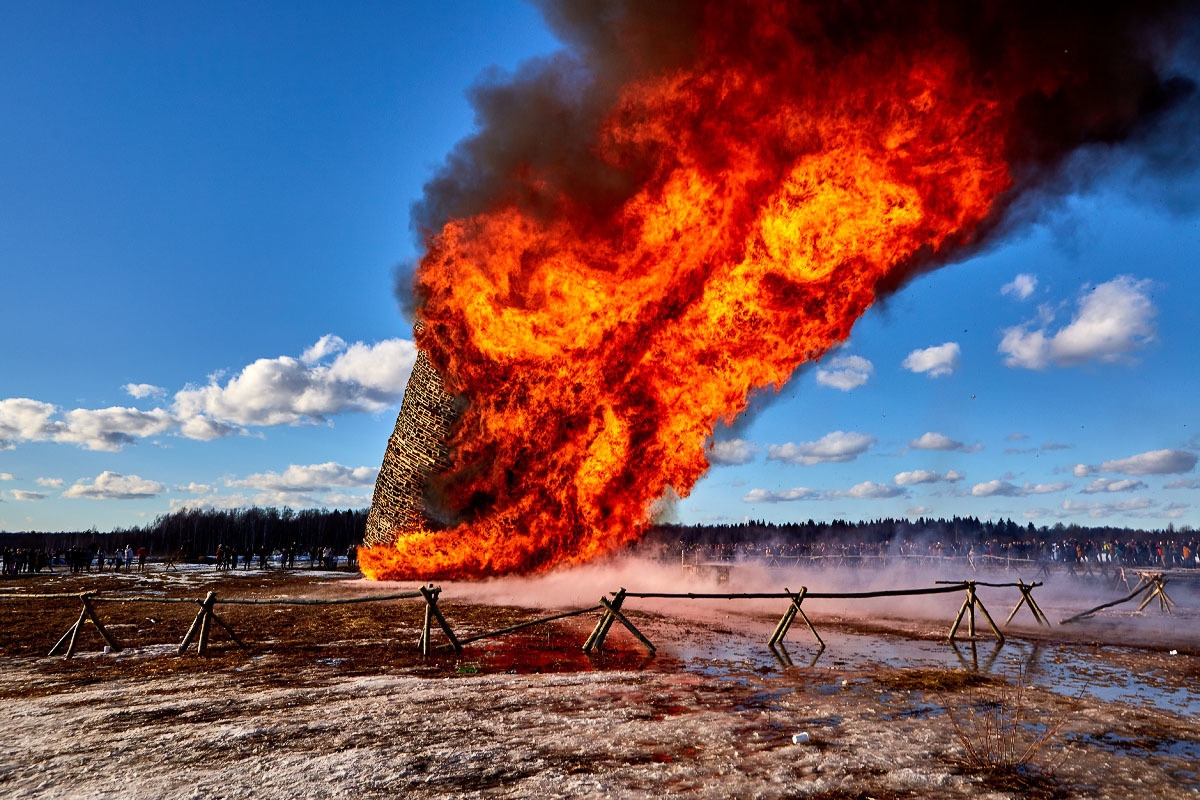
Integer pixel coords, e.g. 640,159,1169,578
619,583,970,600
0,591,426,605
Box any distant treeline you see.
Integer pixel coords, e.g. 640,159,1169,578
636,516,1195,550
1,509,1194,560
1,507,367,559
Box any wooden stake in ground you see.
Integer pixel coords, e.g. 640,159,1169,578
179,591,248,655
418,584,461,655
947,582,1005,643
583,589,656,653
1004,580,1050,627
767,587,824,649
1060,572,1174,624
1134,573,1175,613
49,593,123,659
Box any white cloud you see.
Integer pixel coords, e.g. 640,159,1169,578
301,334,347,365
893,469,964,486
325,339,417,396
815,355,873,391
1005,433,1029,442
124,383,165,400
1073,464,1093,478
906,506,932,517
64,471,166,500
176,482,215,495
173,338,416,431
178,415,243,442
902,342,960,377
0,398,60,448
169,493,258,512
1165,479,1200,489
1082,478,1147,494
1001,273,1038,300
319,492,373,508
1099,449,1197,476
0,473,13,481
1060,497,1155,519
11,490,46,501
227,462,379,493
36,477,63,488
708,439,758,466
909,432,969,451
767,431,875,465
742,487,820,503
56,407,176,452
831,481,907,499
971,480,1071,497
999,275,1156,369
1,336,417,452
1023,481,1073,495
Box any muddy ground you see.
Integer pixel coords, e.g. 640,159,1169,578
0,561,1197,799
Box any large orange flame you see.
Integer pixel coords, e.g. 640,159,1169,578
361,2,1190,580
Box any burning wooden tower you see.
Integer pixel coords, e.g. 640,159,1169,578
364,322,461,547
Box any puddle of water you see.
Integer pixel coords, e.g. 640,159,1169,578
632,613,1200,717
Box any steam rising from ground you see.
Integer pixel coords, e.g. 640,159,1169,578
368,554,1199,648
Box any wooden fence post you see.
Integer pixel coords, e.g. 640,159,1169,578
583,588,623,652
583,589,655,653
178,591,247,655
48,593,123,659
768,587,823,649
1004,580,1050,627
1136,574,1175,613
948,582,1004,644
417,584,461,655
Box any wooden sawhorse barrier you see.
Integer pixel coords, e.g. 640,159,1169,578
179,591,249,655
768,587,823,649
1003,579,1050,627
1060,571,1175,624
583,589,657,654
49,593,122,659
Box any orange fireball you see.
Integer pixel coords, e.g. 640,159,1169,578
361,0,1190,580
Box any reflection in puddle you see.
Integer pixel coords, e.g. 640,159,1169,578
635,611,1200,717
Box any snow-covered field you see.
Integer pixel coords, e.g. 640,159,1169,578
1,560,1197,799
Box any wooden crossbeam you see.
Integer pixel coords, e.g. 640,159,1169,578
49,593,123,659
1004,579,1050,627
179,591,248,655
583,589,656,653
947,582,1004,643
1135,574,1175,613
418,584,461,655
767,587,823,649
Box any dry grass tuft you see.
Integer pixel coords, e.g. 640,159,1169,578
939,666,1079,797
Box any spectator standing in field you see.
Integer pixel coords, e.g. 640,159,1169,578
137,547,148,572
124,545,134,571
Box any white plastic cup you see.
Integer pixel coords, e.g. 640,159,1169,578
791,732,810,744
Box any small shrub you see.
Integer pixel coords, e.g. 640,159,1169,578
939,667,1078,779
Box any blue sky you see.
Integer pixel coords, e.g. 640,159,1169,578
2,2,1197,534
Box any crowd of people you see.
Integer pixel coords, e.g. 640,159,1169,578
1,547,53,575
5,535,1197,577
0,543,361,575
212,543,352,571
676,536,1200,569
